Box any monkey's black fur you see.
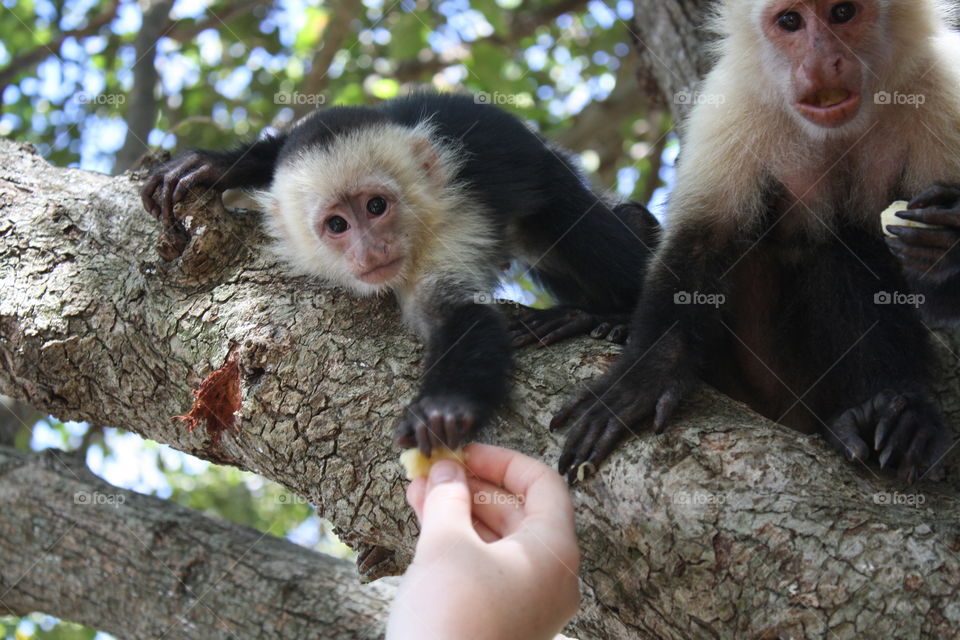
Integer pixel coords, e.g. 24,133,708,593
554,194,950,484
141,92,660,455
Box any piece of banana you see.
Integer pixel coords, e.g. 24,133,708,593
399,446,467,480
881,200,940,236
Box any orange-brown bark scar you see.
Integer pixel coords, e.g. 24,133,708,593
177,356,242,444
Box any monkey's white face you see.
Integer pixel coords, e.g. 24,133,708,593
313,187,407,286
760,0,881,136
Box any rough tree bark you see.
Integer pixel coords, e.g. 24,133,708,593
1,135,959,640
0,446,394,639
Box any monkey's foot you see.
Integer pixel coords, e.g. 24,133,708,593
550,369,688,482
886,184,960,283
394,395,480,457
827,390,949,483
509,307,630,347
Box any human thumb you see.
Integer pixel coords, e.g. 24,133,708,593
417,460,473,546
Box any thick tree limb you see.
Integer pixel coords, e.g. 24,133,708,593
0,445,393,639
2,140,960,638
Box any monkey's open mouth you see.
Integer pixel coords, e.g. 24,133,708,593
359,257,404,283
796,89,860,127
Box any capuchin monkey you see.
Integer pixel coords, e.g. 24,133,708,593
550,0,960,483
140,92,660,456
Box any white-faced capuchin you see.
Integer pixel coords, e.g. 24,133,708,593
141,92,661,456
551,0,960,483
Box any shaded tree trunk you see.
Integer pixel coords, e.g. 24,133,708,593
1,137,959,639
113,0,175,174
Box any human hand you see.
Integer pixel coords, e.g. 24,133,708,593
386,443,580,640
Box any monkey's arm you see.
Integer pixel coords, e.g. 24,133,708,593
141,135,287,227
885,184,960,325
550,228,723,480
794,228,950,483
394,301,511,456
510,202,661,347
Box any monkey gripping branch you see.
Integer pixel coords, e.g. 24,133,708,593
1,139,960,638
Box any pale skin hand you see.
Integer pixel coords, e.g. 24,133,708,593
386,443,581,640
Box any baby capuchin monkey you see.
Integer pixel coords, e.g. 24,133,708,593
141,92,660,456
551,0,960,483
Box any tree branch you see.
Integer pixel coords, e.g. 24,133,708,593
2,139,960,638
0,445,392,639
113,0,176,174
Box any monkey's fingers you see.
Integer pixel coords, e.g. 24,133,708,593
171,163,225,204
825,406,871,462
562,418,629,483
885,239,944,272
899,420,949,484
394,405,432,455
653,389,682,434
550,386,599,431
590,322,630,344
908,185,960,212
607,324,629,344
140,173,164,219
886,224,960,250
559,394,651,479
509,314,567,347
879,408,919,470
897,429,930,485
560,414,608,478
510,308,599,348
872,391,907,451
896,207,960,230
157,157,207,225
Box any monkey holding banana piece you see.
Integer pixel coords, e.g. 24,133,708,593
551,0,959,483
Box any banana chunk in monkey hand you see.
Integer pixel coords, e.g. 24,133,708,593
399,446,467,480
881,200,942,236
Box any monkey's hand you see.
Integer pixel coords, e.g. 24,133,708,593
550,362,693,482
886,184,960,284
510,307,630,347
141,151,231,228
394,395,483,458
827,390,949,484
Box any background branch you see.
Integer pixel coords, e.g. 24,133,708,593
0,445,393,639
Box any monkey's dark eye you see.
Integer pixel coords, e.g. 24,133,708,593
367,196,387,216
777,11,803,31
831,2,856,23
326,216,349,234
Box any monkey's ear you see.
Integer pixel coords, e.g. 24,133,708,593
412,136,445,187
